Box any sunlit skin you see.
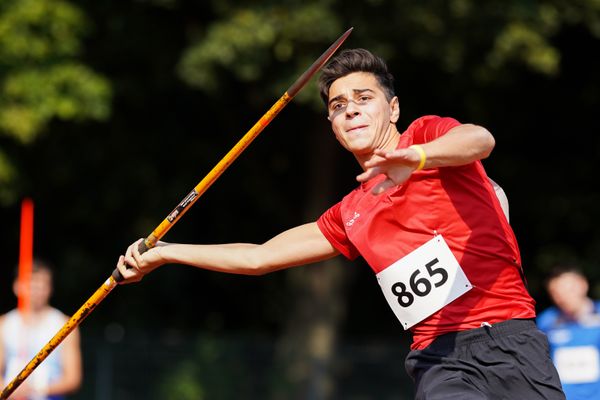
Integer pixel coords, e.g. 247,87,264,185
547,272,594,320
326,71,430,195
327,72,401,166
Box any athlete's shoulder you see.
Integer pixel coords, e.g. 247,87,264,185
404,115,441,131
404,115,461,143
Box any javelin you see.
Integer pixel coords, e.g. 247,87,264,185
0,27,353,400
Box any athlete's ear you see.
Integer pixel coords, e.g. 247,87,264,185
390,96,400,123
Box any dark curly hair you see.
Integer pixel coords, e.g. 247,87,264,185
318,48,396,107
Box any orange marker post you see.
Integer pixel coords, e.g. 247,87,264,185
17,198,34,317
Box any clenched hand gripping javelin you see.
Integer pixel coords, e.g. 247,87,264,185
0,27,353,399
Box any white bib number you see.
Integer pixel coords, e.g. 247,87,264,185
377,235,473,329
554,346,600,384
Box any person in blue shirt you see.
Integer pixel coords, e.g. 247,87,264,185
537,266,600,399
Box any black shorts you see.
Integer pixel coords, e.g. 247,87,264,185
405,319,565,400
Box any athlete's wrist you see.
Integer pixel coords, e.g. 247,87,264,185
409,144,427,170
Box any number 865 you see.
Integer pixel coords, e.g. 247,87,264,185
391,258,448,308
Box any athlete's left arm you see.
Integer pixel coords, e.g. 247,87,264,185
415,123,495,168
357,124,494,194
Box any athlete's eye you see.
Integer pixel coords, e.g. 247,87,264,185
330,102,345,111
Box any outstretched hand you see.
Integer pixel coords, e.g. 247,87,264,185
115,238,168,284
356,147,421,194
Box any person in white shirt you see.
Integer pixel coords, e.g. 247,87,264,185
0,260,82,400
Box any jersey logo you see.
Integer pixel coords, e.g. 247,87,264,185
346,212,361,227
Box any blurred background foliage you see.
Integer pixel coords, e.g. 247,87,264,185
0,0,111,202
1,0,599,398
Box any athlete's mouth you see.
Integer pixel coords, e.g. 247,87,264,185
347,125,368,133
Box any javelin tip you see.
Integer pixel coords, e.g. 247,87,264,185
286,27,354,97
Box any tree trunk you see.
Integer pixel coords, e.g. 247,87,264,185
269,122,354,400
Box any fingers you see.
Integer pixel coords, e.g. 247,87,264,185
132,238,145,266
356,166,381,182
363,151,389,169
116,239,146,284
123,238,143,269
359,147,421,187
115,255,143,284
367,148,413,165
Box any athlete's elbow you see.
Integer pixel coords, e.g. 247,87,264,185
240,251,273,276
244,258,290,276
243,264,271,276
475,126,495,160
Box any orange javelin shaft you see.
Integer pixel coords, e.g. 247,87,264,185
0,27,353,400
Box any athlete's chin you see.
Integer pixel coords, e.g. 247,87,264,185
348,145,374,156
342,139,373,153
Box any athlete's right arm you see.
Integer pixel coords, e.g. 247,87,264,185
116,222,340,284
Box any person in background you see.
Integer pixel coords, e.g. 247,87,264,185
116,48,564,399
538,266,600,399
0,259,82,399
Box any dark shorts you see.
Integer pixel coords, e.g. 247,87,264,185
405,319,565,400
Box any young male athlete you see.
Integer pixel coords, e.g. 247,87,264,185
116,48,565,399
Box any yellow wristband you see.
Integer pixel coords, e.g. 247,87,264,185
409,144,427,170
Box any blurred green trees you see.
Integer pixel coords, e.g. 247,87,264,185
0,0,111,202
0,1,599,398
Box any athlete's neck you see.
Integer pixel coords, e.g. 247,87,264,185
356,126,401,169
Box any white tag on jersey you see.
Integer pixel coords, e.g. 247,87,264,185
554,346,600,384
376,234,473,329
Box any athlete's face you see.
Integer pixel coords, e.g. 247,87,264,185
327,72,400,157
547,272,588,317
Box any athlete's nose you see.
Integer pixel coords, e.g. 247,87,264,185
346,100,361,117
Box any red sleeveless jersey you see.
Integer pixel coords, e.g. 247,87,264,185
317,116,536,349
